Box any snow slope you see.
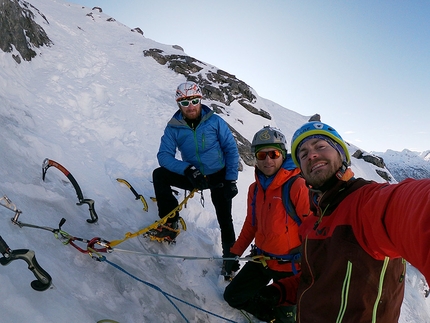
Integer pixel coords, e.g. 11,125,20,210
0,0,429,322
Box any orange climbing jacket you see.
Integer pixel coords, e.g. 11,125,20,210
231,158,310,273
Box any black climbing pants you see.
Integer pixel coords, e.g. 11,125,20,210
152,166,236,256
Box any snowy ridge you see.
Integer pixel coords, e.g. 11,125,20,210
0,0,429,322
375,149,430,181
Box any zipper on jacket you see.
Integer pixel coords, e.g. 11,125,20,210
400,258,406,282
193,130,204,175
336,261,353,323
371,257,390,322
313,203,329,231
297,234,313,323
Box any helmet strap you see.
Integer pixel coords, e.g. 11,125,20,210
335,162,348,180
306,162,353,193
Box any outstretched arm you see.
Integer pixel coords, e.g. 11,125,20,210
358,179,430,281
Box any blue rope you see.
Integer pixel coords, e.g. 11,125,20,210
99,256,238,323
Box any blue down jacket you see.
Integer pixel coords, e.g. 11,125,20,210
157,104,239,180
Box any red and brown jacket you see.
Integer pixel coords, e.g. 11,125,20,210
275,177,430,322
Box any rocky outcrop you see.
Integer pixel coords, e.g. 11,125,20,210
227,124,253,168
352,150,386,168
352,149,393,182
131,27,143,35
308,114,321,122
374,169,393,182
0,0,52,63
143,48,271,120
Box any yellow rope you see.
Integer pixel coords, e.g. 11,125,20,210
108,189,197,247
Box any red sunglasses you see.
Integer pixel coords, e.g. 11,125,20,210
255,150,282,161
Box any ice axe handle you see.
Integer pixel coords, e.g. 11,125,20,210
77,198,98,223
0,248,52,291
0,236,11,256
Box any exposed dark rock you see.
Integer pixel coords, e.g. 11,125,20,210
210,103,226,115
362,154,385,168
353,149,386,168
352,149,393,181
0,0,52,62
92,6,102,12
12,54,21,63
238,100,271,120
308,114,321,122
227,125,253,169
352,150,363,159
172,45,184,51
375,169,392,182
143,48,270,118
131,27,143,35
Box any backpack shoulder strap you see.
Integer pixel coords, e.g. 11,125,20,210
282,174,302,226
251,183,258,226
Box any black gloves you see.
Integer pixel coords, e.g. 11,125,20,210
224,256,240,275
242,285,281,322
184,166,208,190
223,180,238,200
222,253,240,281
255,284,282,308
184,166,238,196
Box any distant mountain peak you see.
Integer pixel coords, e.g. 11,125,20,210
375,150,430,181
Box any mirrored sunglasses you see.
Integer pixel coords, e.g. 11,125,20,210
178,98,201,107
255,150,282,161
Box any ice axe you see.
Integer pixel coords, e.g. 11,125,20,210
0,235,52,291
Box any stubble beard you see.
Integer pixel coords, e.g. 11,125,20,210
304,161,340,189
306,170,333,189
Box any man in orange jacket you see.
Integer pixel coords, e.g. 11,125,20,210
254,121,430,322
223,126,310,322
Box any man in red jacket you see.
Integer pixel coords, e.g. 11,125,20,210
255,121,430,323
223,126,310,322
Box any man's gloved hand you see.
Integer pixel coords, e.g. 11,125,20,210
223,180,238,200
224,257,240,275
243,285,280,322
255,284,281,309
184,166,208,190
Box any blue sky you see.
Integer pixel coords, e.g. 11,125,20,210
67,0,430,152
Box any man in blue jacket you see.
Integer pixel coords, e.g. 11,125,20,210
151,81,240,259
